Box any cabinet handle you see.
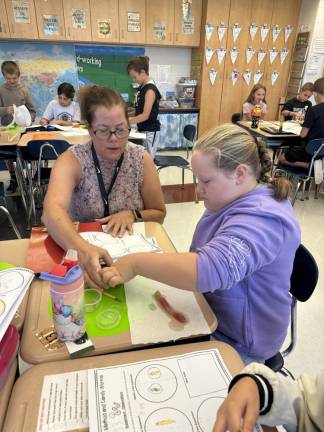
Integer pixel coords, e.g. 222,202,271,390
59,26,62,35
169,32,172,41
67,27,70,37
11,24,15,34
175,33,178,42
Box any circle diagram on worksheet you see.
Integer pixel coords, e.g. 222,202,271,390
135,364,178,403
197,397,224,431
144,407,194,432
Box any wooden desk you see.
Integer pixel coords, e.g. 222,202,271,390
0,239,29,331
0,360,17,432
20,222,217,364
237,120,300,147
2,341,276,432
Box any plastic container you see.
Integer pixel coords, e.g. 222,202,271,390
178,97,195,108
176,83,197,98
40,265,85,341
84,288,102,312
0,325,19,390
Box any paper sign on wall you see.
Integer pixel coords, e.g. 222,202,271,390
250,22,258,40
232,70,240,86
232,23,242,42
209,69,217,85
257,49,266,65
246,47,255,64
230,47,239,64
72,9,86,29
183,16,194,34
127,12,141,32
271,70,279,86
153,21,166,41
205,23,215,41
243,70,251,85
12,0,30,24
272,25,281,42
284,25,293,43
218,22,227,41
216,47,226,64
205,47,214,65
260,24,269,42
254,70,263,85
280,48,289,64
269,48,278,64
43,15,59,35
97,19,112,38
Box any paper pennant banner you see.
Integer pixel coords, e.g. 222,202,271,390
257,49,266,65
250,22,258,40
260,24,269,42
246,47,255,64
243,70,251,85
272,25,281,42
232,70,240,86
205,23,215,41
232,23,242,42
209,69,217,85
269,48,278,64
230,47,239,64
271,70,279,86
218,22,227,41
284,25,293,42
280,48,289,64
254,70,263,85
216,47,226,64
205,47,214,65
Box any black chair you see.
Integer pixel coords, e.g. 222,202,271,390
154,124,198,202
0,182,21,239
265,244,319,375
231,112,242,124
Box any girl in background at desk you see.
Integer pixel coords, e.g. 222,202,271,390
127,56,162,158
100,124,300,365
243,84,267,121
40,82,80,126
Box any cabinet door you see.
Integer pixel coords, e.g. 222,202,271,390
146,0,174,45
0,0,10,38
34,0,65,40
63,0,91,41
119,0,146,44
5,0,38,38
174,0,202,47
91,0,119,43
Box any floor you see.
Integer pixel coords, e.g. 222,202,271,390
1,150,324,379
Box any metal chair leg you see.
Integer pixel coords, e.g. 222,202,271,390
181,168,185,189
291,179,301,206
0,206,22,239
300,180,307,201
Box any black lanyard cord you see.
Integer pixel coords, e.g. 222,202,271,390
91,143,124,217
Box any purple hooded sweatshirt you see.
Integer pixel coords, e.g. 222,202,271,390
190,187,301,360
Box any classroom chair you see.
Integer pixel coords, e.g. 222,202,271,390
265,244,319,376
273,138,324,205
231,112,242,124
154,125,198,203
0,182,21,239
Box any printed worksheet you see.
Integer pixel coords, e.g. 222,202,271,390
88,349,263,432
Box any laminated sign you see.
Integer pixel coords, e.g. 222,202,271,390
285,25,293,42
43,15,59,35
271,70,279,86
205,23,215,41
127,12,141,32
254,70,263,85
209,69,217,85
243,70,251,86
218,22,227,41
205,47,214,65
249,22,258,40
272,25,281,43
230,47,239,65
260,24,269,42
257,49,266,65
153,22,166,41
280,48,289,64
72,9,86,29
232,70,240,86
97,19,111,38
216,47,226,64
182,16,194,34
232,23,242,42
12,0,30,23
269,48,278,64
246,47,255,64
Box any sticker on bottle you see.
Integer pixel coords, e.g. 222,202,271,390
232,23,242,42
216,47,226,64
254,70,263,85
257,49,266,65
246,47,255,64
269,48,278,64
205,47,214,65
218,21,227,41
272,25,281,42
205,23,215,41
260,24,269,42
209,69,218,85
230,47,239,64
280,48,289,64
232,70,240,86
285,25,293,43
243,70,251,86
271,70,279,86
249,22,258,40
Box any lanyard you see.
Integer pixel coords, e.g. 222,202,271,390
91,143,124,217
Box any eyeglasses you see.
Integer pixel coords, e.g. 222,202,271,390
93,127,131,140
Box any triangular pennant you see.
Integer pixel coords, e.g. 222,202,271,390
271,70,279,86
254,70,263,85
243,70,251,85
218,22,227,41
269,48,278,64
250,22,258,40
257,49,266,65
284,25,293,42
272,25,281,42
230,47,239,65
205,47,214,65
205,23,215,41
280,48,289,64
260,24,269,42
232,23,242,42
216,47,226,64
246,47,255,64
209,69,217,85
232,70,240,86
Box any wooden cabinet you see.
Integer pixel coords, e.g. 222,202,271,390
34,0,65,40
0,0,10,38
90,0,119,43
63,0,92,41
174,0,202,47
119,0,146,44
5,0,38,39
146,0,174,45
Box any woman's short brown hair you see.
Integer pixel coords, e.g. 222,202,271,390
127,56,150,74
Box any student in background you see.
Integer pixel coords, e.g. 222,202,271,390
127,56,161,158
40,82,80,126
279,77,324,169
281,82,314,121
0,60,36,193
242,84,267,121
100,124,300,365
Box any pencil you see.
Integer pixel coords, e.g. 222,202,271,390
102,291,121,302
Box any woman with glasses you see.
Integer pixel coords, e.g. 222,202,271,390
42,85,166,289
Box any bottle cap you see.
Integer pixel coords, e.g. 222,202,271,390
40,264,82,285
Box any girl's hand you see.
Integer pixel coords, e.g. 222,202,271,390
100,255,136,287
40,118,49,126
213,377,259,432
77,244,113,290
97,210,135,237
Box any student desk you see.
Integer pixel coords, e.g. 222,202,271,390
3,341,277,432
20,222,217,365
0,360,17,432
0,239,29,331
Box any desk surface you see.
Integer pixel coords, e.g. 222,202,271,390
0,359,17,432
20,222,217,364
238,120,299,139
0,239,29,331
3,341,276,432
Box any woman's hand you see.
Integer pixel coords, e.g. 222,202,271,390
97,210,135,237
77,243,113,290
213,377,259,432
100,255,136,287
6,106,14,114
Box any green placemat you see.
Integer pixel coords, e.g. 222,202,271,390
48,284,130,337
0,262,15,271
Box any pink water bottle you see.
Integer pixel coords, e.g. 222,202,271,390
40,264,85,341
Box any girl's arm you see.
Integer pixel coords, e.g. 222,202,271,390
130,89,156,125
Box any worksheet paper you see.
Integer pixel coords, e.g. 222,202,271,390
87,349,263,432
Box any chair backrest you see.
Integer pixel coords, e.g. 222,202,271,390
231,112,242,124
305,138,324,157
183,124,196,143
26,140,70,160
290,244,318,302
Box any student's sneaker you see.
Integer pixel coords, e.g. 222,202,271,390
6,177,18,194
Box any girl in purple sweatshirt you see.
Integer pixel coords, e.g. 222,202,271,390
100,124,301,364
